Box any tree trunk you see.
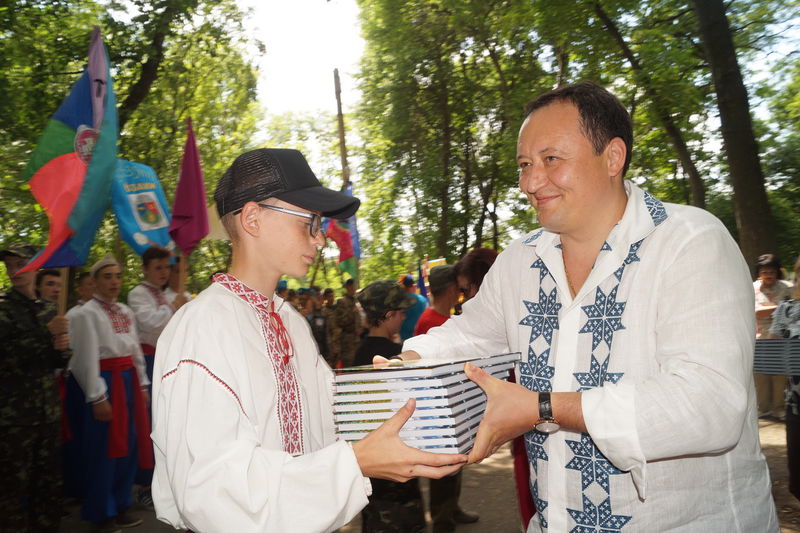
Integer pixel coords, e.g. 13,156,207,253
594,1,705,208
691,0,777,273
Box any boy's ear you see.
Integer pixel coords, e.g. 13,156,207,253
239,202,261,237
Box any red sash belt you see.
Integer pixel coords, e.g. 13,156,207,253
141,344,156,356
99,356,154,469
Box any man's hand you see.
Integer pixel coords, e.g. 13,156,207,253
172,293,188,310
47,315,68,336
142,389,150,406
92,399,112,422
352,398,468,482
465,362,539,464
372,351,421,366
52,333,69,351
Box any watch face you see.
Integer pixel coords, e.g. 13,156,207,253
535,420,560,434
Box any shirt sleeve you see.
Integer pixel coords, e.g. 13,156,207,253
769,301,790,337
68,307,107,402
128,286,173,331
404,252,512,359
582,222,754,497
152,315,368,533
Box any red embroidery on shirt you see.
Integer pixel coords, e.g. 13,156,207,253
143,283,169,307
94,298,132,334
162,359,248,418
213,273,305,455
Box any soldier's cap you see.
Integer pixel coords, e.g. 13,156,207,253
90,254,121,277
357,280,417,319
214,148,360,220
428,265,456,293
0,243,39,261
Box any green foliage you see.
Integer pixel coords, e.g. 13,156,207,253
355,0,800,280
0,0,261,294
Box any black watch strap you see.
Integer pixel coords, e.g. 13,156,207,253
539,391,553,420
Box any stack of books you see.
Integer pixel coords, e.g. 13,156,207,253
333,352,521,453
754,338,800,375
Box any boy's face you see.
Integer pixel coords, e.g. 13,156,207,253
143,257,171,287
3,255,35,292
94,265,123,302
37,274,61,302
250,199,325,279
77,276,95,301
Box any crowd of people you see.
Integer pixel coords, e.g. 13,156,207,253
1,81,799,533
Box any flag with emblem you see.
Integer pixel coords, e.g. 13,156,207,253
324,184,360,277
20,27,117,272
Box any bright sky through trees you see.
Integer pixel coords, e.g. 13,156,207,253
239,0,364,116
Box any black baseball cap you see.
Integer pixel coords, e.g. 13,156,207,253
214,148,360,220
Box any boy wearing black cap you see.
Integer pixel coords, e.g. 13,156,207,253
151,149,466,532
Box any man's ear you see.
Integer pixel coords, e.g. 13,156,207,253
605,137,627,178
239,202,262,238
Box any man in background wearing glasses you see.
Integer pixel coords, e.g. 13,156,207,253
150,148,467,532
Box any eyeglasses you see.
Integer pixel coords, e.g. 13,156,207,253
259,204,322,237
233,203,323,237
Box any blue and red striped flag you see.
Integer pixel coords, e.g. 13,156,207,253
21,27,117,272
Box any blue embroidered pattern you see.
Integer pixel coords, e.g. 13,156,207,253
565,434,625,492
519,255,561,528
613,240,643,281
519,346,554,393
524,229,544,245
578,286,626,350
525,429,549,466
533,481,549,530
519,287,561,345
574,354,625,390
601,241,612,251
643,191,667,226
567,495,632,533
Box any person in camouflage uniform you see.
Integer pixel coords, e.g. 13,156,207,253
354,280,425,533
328,278,361,368
0,244,70,532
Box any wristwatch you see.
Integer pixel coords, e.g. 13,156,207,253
534,391,560,434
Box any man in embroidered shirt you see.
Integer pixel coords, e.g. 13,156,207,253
395,82,778,531
151,148,466,533
127,245,185,509
68,254,152,532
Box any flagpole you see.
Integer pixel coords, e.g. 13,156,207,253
57,267,70,315
333,68,358,286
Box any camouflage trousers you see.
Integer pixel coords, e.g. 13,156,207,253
0,423,63,532
361,478,426,533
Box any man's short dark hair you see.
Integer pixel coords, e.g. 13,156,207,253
36,268,60,288
524,81,633,176
344,278,355,288
755,253,783,279
142,246,171,267
77,271,91,283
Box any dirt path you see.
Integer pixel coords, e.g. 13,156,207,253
62,422,799,532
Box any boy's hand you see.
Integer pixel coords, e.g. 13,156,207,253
352,398,468,482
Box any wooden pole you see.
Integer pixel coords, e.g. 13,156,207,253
334,68,350,189
56,267,69,315
333,68,359,286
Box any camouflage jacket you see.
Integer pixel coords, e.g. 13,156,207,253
0,289,69,426
329,294,361,335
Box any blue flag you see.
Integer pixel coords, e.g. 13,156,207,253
111,160,175,256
